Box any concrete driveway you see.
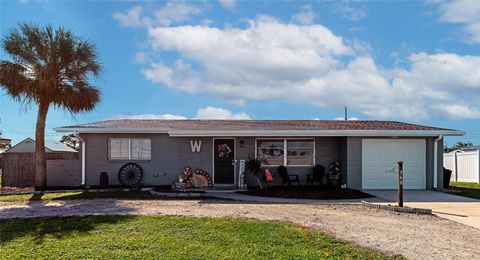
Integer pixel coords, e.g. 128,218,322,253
365,190,480,229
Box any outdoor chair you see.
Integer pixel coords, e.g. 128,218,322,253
278,165,300,186
307,165,325,186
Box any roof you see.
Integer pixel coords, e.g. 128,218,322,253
6,138,77,153
0,137,11,142
55,119,463,137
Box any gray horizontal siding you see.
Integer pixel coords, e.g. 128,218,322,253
81,133,213,186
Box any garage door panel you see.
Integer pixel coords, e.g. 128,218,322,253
362,139,426,189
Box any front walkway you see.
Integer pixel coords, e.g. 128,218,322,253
0,198,479,259
364,190,480,229
205,192,381,204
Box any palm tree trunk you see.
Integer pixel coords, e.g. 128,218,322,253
34,102,49,189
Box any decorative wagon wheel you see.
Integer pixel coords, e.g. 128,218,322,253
118,163,143,187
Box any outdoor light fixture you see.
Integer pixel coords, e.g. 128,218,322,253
240,140,244,148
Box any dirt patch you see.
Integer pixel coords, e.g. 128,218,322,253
0,199,478,259
239,186,373,200
0,187,35,195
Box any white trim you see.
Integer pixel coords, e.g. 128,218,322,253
212,138,236,186
74,132,86,186
255,138,315,167
54,127,464,137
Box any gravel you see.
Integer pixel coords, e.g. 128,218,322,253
1,199,479,259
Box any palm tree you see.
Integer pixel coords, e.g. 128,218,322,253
0,23,101,189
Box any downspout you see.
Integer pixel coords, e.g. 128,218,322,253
74,131,86,186
433,135,443,189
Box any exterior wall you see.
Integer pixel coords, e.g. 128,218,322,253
47,159,81,187
79,134,345,187
436,139,444,189
81,133,213,186
425,138,435,189
62,134,442,190
346,137,362,189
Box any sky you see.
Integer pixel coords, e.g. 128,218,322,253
0,0,479,146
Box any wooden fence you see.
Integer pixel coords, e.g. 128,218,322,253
1,152,79,187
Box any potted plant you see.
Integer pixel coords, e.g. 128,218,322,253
245,155,264,189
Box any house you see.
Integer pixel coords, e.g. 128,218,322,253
54,119,463,190
0,136,11,154
0,136,12,169
444,146,480,184
6,138,77,153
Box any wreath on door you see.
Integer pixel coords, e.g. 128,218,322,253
217,143,232,157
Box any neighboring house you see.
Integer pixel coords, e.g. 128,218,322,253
0,136,11,154
0,136,12,169
444,146,480,184
6,138,77,153
55,119,463,190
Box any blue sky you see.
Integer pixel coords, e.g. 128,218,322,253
0,0,479,146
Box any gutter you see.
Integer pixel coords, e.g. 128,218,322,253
73,131,86,186
433,135,443,189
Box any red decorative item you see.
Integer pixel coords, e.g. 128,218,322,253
265,169,273,183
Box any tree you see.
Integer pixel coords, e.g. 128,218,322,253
0,24,101,189
444,141,473,153
60,133,80,151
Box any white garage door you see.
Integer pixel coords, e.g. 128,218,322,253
362,139,426,189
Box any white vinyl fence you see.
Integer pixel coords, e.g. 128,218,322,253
444,150,480,184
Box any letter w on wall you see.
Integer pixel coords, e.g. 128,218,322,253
190,140,202,152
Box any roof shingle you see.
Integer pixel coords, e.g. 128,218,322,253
58,119,456,132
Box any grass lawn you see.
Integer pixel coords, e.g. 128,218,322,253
0,215,401,259
448,182,480,200
0,191,161,202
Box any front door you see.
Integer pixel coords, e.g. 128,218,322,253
214,139,235,184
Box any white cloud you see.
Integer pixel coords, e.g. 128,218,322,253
434,0,480,44
153,1,201,27
113,2,201,28
292,4,316,25
110,107,250,120
334,117,359,120
113,6,145,27
134,51,150,64
431,104,480,119
137,14,480,120
332,1,367,21
111,113,187,120
195,107,250,119
219,0,236,10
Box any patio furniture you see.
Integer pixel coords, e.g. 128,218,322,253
307,165,325,186
278,165,300,186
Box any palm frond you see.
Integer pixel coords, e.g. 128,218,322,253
1,23,102,112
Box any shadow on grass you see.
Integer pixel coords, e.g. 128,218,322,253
0,215,135,245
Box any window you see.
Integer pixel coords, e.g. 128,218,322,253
257,140,284,166
256,139,314,166
286,140,314,165
109,138,151,160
